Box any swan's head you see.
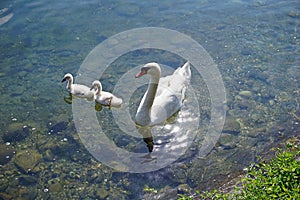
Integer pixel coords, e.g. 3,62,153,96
61,73,73,82
135,62,161,78
90,80,102,94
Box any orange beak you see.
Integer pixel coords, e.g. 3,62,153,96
135,69,147,78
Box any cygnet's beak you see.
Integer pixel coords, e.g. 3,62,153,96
90,85,95,91
61,77,67,82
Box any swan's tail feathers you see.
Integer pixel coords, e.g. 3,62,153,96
180,86,187,104
116,97,123,105
176,61,191,80
113,97,123,107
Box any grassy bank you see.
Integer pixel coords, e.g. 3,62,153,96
179,136,300,200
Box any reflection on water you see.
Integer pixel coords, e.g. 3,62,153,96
136,125,154,152
0,0,299,199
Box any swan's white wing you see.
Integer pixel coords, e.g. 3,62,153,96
96,91,122,107
152,92,181,119
72,84,93,96
151,79,189,124
100,91,113,99
156,74,189,100
151,62,191,124
156,62,191,97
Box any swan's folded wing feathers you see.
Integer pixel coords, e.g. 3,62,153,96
156,75,172,96
73,84,89,96
152,93,181,122
74,91,85,96
156,73,188,104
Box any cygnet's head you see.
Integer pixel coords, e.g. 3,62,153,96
90,80,102,93
61,73,73,82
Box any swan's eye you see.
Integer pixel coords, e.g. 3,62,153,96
142,66,151,73
136,66,151,78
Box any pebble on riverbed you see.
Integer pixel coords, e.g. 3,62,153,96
3,123,30,142
96,187,109,199
47,121,68,134
222,118,241,135
0,143,15,165
218,133,237,149
238,90,252,98
14,149,42,173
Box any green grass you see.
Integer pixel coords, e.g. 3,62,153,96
179,140,300,200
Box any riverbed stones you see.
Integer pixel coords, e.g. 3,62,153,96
222,118,241,135
239,90,252,98
47,121,68,134
96,187,108,199
143,185,177,200
218,133,237,149
3,123,30,142
14,149,42,173
235,99,252,110
288,10,300,18
49,182,63,193
0,143,15,165
19,175,38,185
177,183,192,193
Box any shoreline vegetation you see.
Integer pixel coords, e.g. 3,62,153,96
179,135,300,199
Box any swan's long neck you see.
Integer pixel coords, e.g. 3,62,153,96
67,77,73,90
144,82,158,110
96,84,102,95
143,71,160,110
136,74,159,126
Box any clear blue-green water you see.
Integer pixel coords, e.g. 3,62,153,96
0,0,299,199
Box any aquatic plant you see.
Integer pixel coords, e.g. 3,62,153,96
179,139,300,199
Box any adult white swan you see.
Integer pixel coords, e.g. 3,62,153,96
90,80,123,108
135,61,191,126
61,73,94,101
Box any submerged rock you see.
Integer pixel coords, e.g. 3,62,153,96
177,184,192,194
3,123,30,142
239,90,252,98
14,149,42,173
222,118,241,135
0,192,13,200
39,137,79,159
19,175,38,185
218,133,237,149
0,143,15,165
49,182,63,193
235,99,252,110
143,185,177,200
16,185,38,200
96,187,109,199
288,10,300,18
11,85,26,96
47,121,68,134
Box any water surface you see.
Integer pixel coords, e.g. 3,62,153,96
0,0,299,199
